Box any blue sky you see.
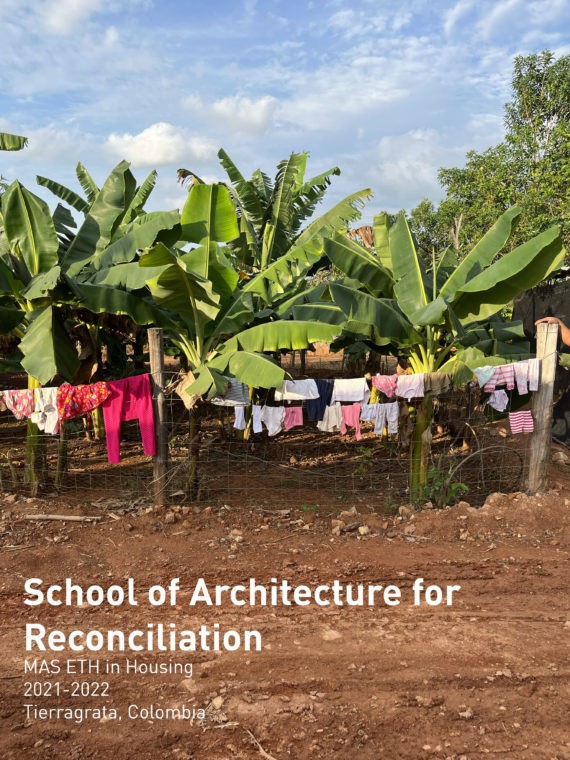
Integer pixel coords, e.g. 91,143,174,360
1,0,568,223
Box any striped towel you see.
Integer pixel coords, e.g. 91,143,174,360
508,410,534,434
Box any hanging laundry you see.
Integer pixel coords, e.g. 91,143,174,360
508,410,534,434
487,390,509,412
284,406,303,431
260,406,285,436
57,381,111,422
275,379,319,401
102,374,156,464
233,406,246,430
473,366,496,387
374,401,399,435
371,374,398,399
396,373,425,401
3,389,35,420
331,378,370,404
210,377,250,406
514,359,540,394
252,404,263,434
340,403,362,441
306,379,334,421
360,403,380,422
317,403,343,433
483,365,515,392
423,373,452,395
31,387,59,435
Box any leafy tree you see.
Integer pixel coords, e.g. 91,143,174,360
410,51,570,254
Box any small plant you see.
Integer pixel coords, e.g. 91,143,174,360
354,445,375,477
423,466,469,508
300,503,317,523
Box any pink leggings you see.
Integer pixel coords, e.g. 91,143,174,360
340,403,362,441
102,375,156,463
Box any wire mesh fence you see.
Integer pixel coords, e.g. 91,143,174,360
0,367,533,512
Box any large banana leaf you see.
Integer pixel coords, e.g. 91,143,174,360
36,175,90,214
372,213,391,270
90,210,181,271
0,305,23,333
0,132,28,151
140,243,220,332
180,184,240,278
69,282,173,327
2,181,59,276
389,214,428,321
62,161,135,277
20,266,61,300
324,233,393,296
328,283,422,346
88,261,166,290
453,227,565,322
19,306,80,384
218,149,265,227
261,153,306,266
121,170,157,226
439,206,521,299
220,320,339,354
76,162,99,204
192,350,286,394
295,188,373,247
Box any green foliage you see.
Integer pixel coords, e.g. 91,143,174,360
423,466,469,508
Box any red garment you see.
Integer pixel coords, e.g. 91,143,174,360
340,403,362,441
57,382,110,422
284,406,303,431
102,374,156,463
3,389,35,420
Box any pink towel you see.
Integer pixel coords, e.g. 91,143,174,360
102,374,156,463
340,403,362,441
283,406,303,431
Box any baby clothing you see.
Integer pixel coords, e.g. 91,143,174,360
233,406,246,430
508,410,534,434
31,387,59,434
317,403,343,433
487,390,509,412
396,373,425,401
260,406,285,436
360,403,380,422
284,406,303,431
252,405,263,434
102,374,156,463
374,401,399,435
423,373,452,396
57,381,110,422
3,389,35,420
306,379,334,421
340,403,362,441
473,366,496,387
331,378,370,404
484,365,515,392
514,359,540,394
372,374,398,399
275,379,319,401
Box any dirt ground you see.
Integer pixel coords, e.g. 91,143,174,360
0,454,569,760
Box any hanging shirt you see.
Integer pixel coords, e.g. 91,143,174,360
284,406,303,431
31,387,59,435
508,410,534,434
331,378,370,404
233,406,246,430
57,382,111,422
484,365,515,392
260,406,285,436
396,373,425,401
102,374,156,463
340,403,362,441
371,374,398,399
514,359,540,394
423,373,452,395
252,404,263,434
3,389,35,420
306,379,334,421
473,366,496,387
275,379,319,401
317,403,343,433
487,390,509,412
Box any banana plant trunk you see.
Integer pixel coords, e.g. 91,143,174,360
409,390,433,505
24,376,46,496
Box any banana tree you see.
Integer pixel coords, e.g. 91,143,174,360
314,207,565,501
0,161,180,491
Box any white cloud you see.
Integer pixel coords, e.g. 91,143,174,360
40,0,106,35
105,123,218,168
104,26,119,46
477,0,525,39
211,95,278,135
443,0,473,36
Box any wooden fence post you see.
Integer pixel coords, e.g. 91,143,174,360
148,328,168,507
527,322,559,494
